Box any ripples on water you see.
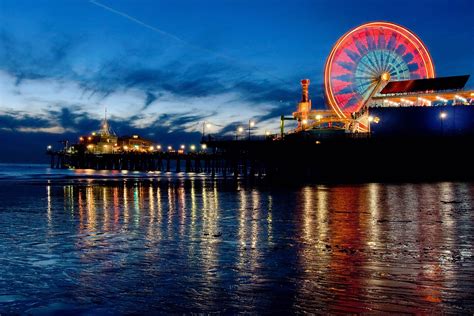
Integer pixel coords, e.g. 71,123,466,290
0,165,473,314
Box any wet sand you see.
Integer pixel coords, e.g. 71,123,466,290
0,170,473,314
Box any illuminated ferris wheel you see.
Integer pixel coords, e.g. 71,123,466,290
324,22,435,118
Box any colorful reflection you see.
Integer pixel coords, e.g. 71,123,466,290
293,183,468,313
8,180,470,314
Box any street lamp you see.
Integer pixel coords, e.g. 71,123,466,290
202,122,212,138
190,144,196,151
237,126,244,140
201,144,207,150
367,116,380,133
167,146,172,151
368,115,373,134
248,120,255,140
440,111,447,135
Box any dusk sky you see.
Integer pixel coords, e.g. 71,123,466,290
1,0,473,162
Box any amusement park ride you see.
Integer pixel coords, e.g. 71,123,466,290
288,21,472,136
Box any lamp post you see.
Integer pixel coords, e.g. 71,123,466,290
202,122,212,138
440,111,447,136
248,120,255,140
368,115,374,134
367,116,381,134
236,126,244,140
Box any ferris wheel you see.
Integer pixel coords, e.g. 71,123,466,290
324,21,435,118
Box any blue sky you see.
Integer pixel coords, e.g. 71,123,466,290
0,0,473,162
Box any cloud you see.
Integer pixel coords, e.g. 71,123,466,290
0,28,301,108
0,110,53,130
15,126,72,134
0,105,208,140
45,106,100,132
0,30,77,85
142,91,159,110
0,28,325,162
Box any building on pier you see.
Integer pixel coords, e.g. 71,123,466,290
77,112,118,154
117,135,154,152
75,112,156,154
369,75,473,108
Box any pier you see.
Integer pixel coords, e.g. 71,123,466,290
45,52,474,183
48,133,474,182
47,146,268,179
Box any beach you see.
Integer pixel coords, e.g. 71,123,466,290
0,164,473,313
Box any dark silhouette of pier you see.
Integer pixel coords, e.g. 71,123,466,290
48,133,474,183
47,149,267,179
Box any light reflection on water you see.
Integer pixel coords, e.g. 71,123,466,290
0,179,473,314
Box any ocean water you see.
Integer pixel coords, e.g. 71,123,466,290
0,164,473,314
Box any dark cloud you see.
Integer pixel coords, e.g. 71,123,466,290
143,92,159,110
0,28,308,107
76,59,233,100
0,111,52,130
0,30,77,85
45,106,101,133
216,121,245,136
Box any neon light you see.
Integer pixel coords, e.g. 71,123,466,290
324,21,435,118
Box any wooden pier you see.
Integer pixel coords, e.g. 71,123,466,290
47,149,268,179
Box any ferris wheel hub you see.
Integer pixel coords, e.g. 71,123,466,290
381,72,391,82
